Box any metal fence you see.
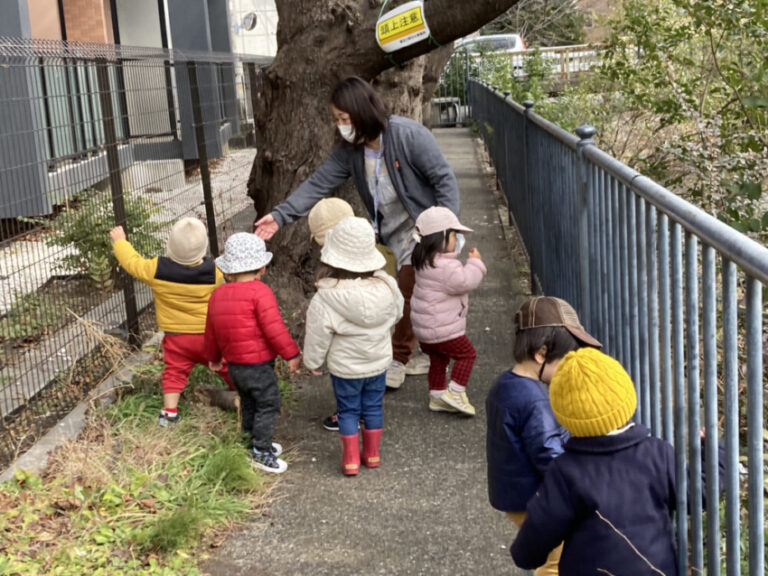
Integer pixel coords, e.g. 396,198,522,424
471,79,767,576
430,45,601,128
0,37,271,469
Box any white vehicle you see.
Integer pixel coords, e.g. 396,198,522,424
455,34,527,55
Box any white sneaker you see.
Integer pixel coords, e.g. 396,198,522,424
386,361,407,389
439,389,476,416
252,448,288,474
405,351,430,375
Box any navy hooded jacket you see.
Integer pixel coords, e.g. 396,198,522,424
511,424,727,576
486,370,568,512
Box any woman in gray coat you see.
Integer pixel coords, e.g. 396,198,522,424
254,76,460,390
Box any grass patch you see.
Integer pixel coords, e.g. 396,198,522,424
0,353,276,575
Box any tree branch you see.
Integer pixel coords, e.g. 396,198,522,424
273,0,522,81
707,29,767,147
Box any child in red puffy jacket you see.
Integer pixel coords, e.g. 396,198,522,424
205,233,300,474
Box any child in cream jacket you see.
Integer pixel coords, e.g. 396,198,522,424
303,217,403,475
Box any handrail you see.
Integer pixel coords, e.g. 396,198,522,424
583,145,768,283
484,83,580,151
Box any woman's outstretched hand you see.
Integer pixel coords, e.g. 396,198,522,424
254,213,279,240
469,247,482,260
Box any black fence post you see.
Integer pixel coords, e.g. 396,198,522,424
503,90,512,225
165,59,179,140
187,61,220,257
96,59,140,348
463,50,471,120
523,100,539,295
576,125,597,326
246,62,261,148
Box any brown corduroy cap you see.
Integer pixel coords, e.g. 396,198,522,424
515,296,602,348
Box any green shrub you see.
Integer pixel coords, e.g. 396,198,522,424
136,506,205,553
202,445,259,493
0,291,67,343
44,188,164,285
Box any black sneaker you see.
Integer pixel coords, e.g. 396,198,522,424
252,448,287,474
322,413,339,431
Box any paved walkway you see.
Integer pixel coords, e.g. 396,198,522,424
204,128,529,576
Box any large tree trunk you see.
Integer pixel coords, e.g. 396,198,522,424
247,0,520,322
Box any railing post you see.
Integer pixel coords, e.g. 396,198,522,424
187,61,220,257
575,125,597,333
463,49,471,119
523,100,539,294
96,58,140,348
502,91,512,221
561,50,567,81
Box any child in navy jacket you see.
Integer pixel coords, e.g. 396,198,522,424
486,297,601,576
511,348,723,576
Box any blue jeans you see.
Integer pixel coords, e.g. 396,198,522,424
331,372,386,435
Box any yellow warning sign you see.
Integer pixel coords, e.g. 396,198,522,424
376,1,430,53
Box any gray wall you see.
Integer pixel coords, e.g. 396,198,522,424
117,0,174,139
167,0,224,159
0,0,51,217
208,0,239,135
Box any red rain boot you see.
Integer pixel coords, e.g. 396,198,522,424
361,428,382,468
340,434,360,476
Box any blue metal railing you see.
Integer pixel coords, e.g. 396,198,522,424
470,79,766,576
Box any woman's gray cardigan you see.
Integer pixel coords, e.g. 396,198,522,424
271,115,460,245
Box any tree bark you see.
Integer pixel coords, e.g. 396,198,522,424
247,0,520,322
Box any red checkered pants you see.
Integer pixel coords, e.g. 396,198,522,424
418,335,477,391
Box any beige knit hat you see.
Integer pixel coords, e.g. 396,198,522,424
166,217,208,266
321,217,386,273
308,198,355,246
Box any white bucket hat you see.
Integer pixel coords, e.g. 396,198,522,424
321,217,386,273
216,233,273,274
166,217,209,265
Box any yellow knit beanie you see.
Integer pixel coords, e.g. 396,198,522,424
550,348,637,437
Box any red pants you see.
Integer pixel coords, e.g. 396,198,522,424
161,333,234,394
392,265,417,365
419,335,477,391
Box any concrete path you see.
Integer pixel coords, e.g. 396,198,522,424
204,128,528,576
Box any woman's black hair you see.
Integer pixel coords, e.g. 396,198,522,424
315,263,375,283
412,230,454,271
512,325,584,364
331,76,388,145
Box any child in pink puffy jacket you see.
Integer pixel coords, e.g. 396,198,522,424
410,206,486,416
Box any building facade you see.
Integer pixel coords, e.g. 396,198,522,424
0,0,248,218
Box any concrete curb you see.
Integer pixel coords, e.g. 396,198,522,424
0,332,164,483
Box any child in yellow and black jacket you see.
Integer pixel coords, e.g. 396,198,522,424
109,217,232,426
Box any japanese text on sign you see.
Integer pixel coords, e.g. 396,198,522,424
375,1,430,53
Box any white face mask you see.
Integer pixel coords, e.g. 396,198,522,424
338,124,356,143
455,233,466,253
